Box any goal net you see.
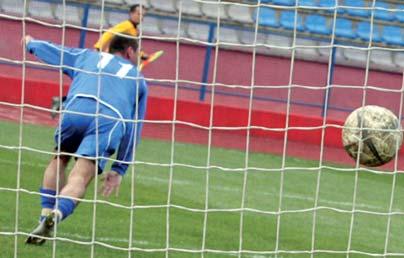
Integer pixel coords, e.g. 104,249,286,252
0,0,404,257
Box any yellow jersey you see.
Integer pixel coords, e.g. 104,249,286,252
94,20,138,51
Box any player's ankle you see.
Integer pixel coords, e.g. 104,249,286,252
52,209,63,222
40,208,52,218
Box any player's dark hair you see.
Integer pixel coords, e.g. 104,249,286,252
129,4,146,13
109,34,138,54
129,4,139,13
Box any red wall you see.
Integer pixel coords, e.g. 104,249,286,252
0,74,343,149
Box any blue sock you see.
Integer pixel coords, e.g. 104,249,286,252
40,188,56,209
39,188,56,221
56,198,76,220
39,187,56,221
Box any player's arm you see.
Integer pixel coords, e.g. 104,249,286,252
23,35,86,78
111,80,148,176
99,79,147,198
95,22,132,52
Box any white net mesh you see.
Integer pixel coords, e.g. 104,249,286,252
0,0,404,257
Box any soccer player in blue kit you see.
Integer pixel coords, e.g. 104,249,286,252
23,34,148,245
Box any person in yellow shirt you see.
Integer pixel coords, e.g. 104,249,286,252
51,4,148,119
94,4,147,56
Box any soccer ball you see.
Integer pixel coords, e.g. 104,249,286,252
342,105,403,167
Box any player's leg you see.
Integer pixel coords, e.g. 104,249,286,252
26,99,92,245
37,112,82,221
39,155,70,220
52,158,96,221
27,98,123,245
26,158,95,246
42,155,70,190
26,155,69,245
52,109,124,221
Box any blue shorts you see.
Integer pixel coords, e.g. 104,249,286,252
54,97,124,172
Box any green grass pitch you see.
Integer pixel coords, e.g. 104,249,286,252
1,120,404,257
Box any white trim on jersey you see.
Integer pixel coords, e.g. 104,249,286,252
105,120,121,155
63,94,126,134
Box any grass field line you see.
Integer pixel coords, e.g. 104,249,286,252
1,156,399,214
0,228,273,257
0,157,48,168
0,159,403,216
137,174,395,212
1,228,402,258
0,228,396,258
0,227,149,245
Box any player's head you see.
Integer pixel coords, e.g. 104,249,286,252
129,4,146,25
109,34,139,65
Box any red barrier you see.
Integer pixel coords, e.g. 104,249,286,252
0,75,344,148
0,76,69,108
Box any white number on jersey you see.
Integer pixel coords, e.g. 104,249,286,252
97,52,133,78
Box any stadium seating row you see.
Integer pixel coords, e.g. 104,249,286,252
1,0,403,72
6,0,400,46
131,0,404,46
127,0,404,24
155,19,404,71
260,0,404,22
3,0,402,25
257,9,404,45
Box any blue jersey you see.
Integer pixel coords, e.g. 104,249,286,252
26,39,148,175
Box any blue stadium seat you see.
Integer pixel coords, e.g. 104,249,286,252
272,0,296,6
258,7,280,27
374,1,394,21
395,5,404,22
335,18,355,39
382,26,403,45
305,15,331,35
299,0,318,7
344,0,370,17
356,22,381,43
280,11,304,31
319,0,339,12
319,0,335,7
